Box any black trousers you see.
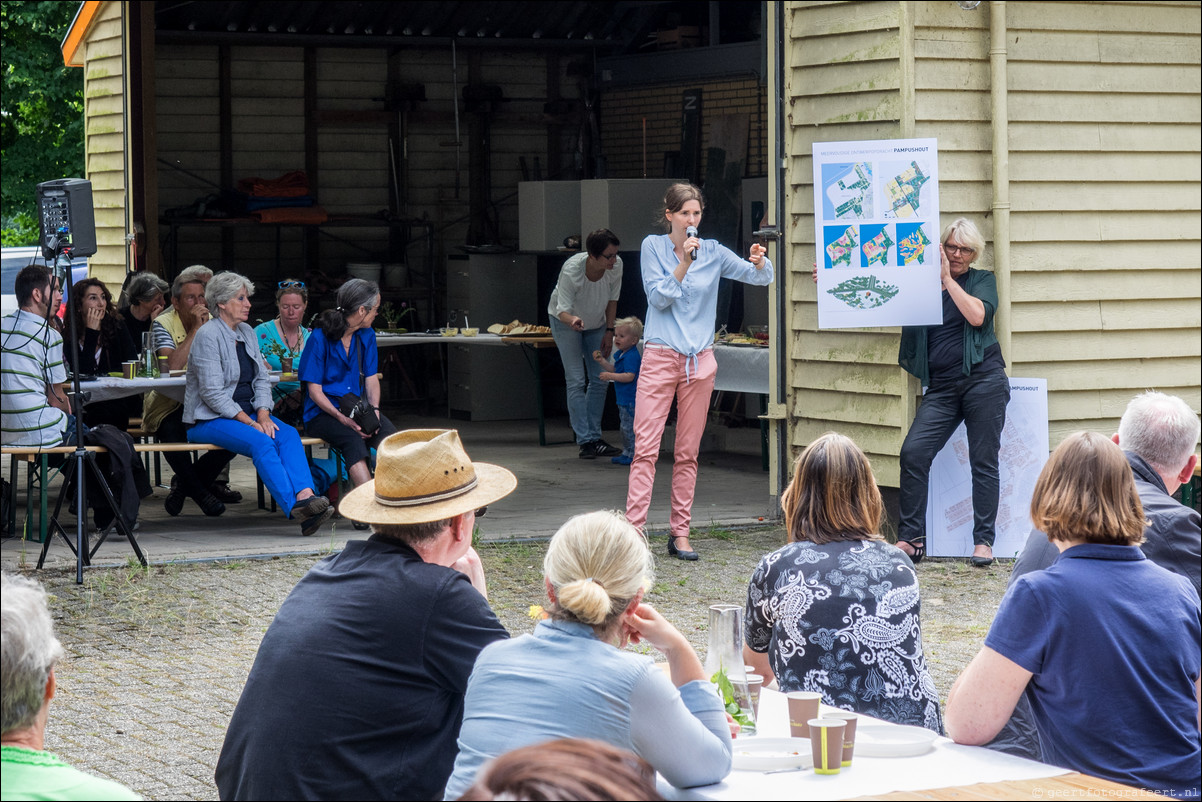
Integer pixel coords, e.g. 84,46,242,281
304,410,397,469
157,406,235,497
898,369,1010,548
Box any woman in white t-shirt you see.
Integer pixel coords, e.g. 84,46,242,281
547,228,624,460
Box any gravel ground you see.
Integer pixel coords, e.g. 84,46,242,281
25,525,1011,801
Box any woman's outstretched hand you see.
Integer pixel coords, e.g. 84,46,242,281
748,243,766,268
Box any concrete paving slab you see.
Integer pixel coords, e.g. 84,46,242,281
4,413,777,571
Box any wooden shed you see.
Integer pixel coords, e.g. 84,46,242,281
62,0,1200,497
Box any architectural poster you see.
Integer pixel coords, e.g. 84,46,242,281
926,379,1050,558
812,138,943,329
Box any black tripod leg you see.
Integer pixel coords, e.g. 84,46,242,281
39,457,84,570
84,453,147,566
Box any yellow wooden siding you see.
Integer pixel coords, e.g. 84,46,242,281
785,0,1201,487
80,2,126,291
784,1,907,484
1002,0,1201,440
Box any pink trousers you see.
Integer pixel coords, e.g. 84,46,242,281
625,346,716,538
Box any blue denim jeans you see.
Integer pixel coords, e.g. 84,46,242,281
549,316,606,444
898,369,1010,547
187,416,313,517
618,403,636,459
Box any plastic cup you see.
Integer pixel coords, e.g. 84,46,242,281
744,673,764,718
824,710,859,766
808,718,847,775
461,327,479,337
440,327,459,337
787,692,822,738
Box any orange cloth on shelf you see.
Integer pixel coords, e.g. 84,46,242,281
251,206,329,225
237,170,310,198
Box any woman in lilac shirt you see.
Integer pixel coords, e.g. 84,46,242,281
626,183,773,561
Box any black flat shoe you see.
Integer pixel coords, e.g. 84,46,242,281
300,507,335,537
897,539,926,565
970,556,995,567
667,536,699,561
290,495,330,519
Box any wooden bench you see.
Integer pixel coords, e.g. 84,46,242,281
3,435,334,546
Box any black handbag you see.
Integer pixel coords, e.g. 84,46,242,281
337,336,380,436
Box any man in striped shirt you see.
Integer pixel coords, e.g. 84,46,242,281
1,266,70,447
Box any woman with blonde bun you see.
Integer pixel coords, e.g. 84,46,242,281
443,511,733,798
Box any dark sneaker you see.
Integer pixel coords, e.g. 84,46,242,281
164,487,186,516
290,495,330,519
194,491,226,517
578,442,598,460
592,440,622,458
300,506,335,536
209,483,243,503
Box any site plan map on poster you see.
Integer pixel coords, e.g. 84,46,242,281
812,138,943,329
927,379,1050,558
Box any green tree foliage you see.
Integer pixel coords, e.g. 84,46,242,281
1,1,85,245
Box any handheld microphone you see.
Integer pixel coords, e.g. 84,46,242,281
686,226,698,259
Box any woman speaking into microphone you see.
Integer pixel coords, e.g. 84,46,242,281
626,183,773,561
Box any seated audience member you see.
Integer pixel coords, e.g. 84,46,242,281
1012,391,1200,593
183,272,333,537
117,272,168,344
444,510,732,798
143,265,237,517
67,278,137,429
215,429,514,801
1,266,70,447
253,278,310,427
1,573,140,801
743,432,943,733
988,391,1201,759
946,432,1201,797
299,278,398,503
457,738,664,802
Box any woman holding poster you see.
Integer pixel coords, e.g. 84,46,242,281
626,183,773,561
896,218,1009,567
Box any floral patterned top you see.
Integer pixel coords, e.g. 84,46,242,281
744,538,943,733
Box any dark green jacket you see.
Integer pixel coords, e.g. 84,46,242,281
898,268,1000,387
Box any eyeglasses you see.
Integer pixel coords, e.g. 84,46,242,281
944,244,974,255
475,506,488,518
278,280,306,289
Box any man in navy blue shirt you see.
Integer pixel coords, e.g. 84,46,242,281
215,430,517,801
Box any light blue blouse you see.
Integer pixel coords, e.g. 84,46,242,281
443,618,732,798
641,234,774,359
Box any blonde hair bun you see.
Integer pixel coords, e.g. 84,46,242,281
544,511,655,630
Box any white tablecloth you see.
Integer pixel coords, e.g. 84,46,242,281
377,332,512,348
81,374,279,405
678,688,1068,800
712,344,769,395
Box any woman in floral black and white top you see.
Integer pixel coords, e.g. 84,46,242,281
743,432,943,733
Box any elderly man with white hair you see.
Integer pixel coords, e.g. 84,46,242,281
1,573,139,800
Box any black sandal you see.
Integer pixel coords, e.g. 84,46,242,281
897,538,926,565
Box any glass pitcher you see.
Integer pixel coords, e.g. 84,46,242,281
705,603,756,734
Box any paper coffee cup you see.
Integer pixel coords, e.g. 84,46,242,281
786,692,822,738
122,361,138,379
808,718,847,775
824,709,859,766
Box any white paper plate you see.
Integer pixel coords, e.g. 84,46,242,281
731,737,814,771
855,724,939,758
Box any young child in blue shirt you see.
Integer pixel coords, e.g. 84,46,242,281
593,316,642,465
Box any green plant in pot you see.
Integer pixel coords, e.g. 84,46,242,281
378,301,416,333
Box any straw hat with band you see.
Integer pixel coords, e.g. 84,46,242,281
339,429,517,525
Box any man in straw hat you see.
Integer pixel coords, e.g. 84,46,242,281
215,430,516,801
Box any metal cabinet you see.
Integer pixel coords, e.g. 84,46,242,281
445,253,538,420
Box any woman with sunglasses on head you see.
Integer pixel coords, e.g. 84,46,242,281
298,278,398,522
896,218,1009,568
254,279,311,427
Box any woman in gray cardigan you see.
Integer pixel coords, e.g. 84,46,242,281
184,272,334,536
